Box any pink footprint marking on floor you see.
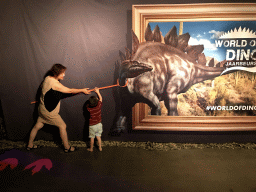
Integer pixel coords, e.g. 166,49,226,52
0,158,18,171
24,159,53,175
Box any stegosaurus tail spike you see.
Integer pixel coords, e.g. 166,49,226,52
164,26,178,47
216,60,227,68
186,45,204,62
145,24,154,42
197,53,207,65
152,25,162,42
176,33,190,52
207,58,215,67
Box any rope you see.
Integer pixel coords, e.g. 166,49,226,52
30,79,128,104
88,79,128,91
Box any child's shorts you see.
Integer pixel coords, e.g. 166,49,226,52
89,123,103,138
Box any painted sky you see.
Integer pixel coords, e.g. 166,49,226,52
149,21,256,62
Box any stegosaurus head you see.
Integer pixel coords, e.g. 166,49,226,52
118,44,153,86
119,60,153,79
118,59,153,86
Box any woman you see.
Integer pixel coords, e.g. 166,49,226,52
27,64,91,152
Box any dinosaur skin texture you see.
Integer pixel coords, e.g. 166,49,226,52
115,25,227,133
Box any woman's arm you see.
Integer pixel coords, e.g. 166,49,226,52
53,81,90,94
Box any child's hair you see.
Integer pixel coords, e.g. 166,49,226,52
89,96,99,107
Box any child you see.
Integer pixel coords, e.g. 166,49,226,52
86,87,103,152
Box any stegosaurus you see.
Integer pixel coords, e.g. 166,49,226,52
115,24,227,132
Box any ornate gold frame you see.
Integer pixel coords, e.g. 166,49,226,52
132,3,256,131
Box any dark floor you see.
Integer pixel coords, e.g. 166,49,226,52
1,144,256,192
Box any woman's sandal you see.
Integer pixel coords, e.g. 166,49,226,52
26,145,38,151
64,146,76,153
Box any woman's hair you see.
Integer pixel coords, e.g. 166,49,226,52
47,63,67,77
89,96,99,107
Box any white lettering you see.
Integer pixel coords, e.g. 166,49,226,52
226,49,236,60
240,49,250,60
250,40,256,47
215,40,223,48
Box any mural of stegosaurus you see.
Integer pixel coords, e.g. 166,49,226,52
115,24,227,132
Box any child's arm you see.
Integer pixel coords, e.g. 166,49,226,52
94,87,102,102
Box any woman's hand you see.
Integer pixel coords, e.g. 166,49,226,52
83,88,91,95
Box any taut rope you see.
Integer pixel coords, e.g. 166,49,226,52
88,79,128,91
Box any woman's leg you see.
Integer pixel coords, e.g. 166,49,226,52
54,116,75,151
28,121,44,148
58,123,75,151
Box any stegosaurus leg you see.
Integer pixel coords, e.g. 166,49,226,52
164,81,179,116
164,93,178,116
143,92,161,115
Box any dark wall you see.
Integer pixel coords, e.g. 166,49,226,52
0,0,256,143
